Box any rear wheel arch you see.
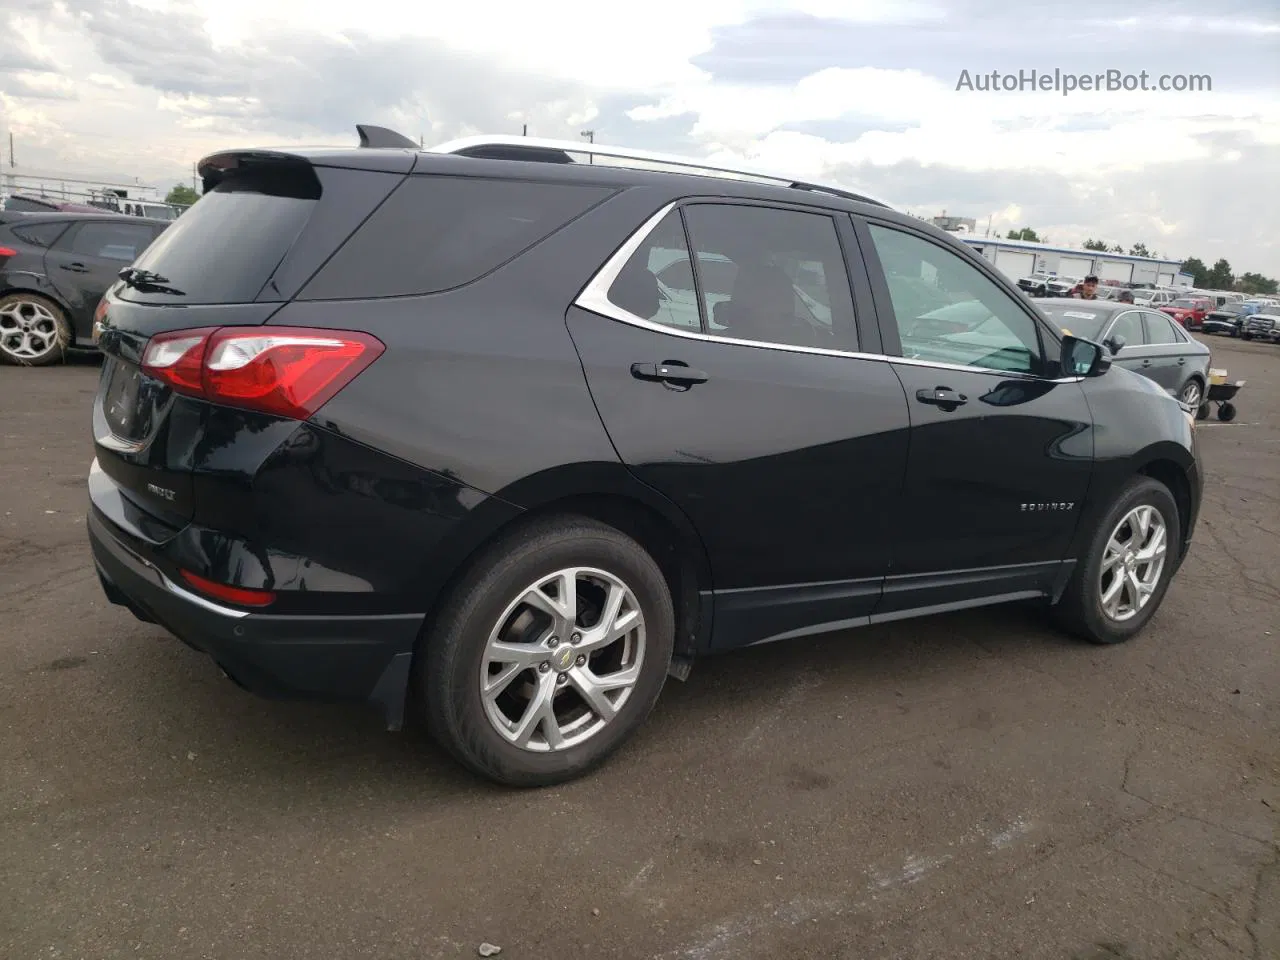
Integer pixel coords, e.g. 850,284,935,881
0,285,72,319
412,464,714,672
429,490,709,661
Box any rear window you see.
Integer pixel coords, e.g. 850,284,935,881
297,175,614,300
119,164,321,304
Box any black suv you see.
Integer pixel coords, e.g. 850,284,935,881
1,211,169,365
87,127,1202,786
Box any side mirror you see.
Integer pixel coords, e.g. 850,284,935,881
1103,335,1126,355
1061,334,1111,377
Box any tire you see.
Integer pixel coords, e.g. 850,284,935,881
419,515,675,787
0,293,72,366
1195,402,1210,421
1177,378,1203,409
1052,476,1181,645
1217,402,1237,422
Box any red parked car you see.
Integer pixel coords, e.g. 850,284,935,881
1161,297,1214,330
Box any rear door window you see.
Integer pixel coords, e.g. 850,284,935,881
299,176,615,300
66,222,156,262
1144,312,1181,343
681,203,858,350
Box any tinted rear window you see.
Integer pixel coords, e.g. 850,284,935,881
298,175,614,300
119,164,320,304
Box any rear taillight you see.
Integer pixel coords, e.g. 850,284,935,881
140,326,384,419
0,246,16,263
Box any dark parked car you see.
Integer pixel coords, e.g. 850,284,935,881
0,211,169,365
1202,301,1262,337
87,129,1203,786
1035,299,1213,408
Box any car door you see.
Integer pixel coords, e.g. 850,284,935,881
44,220,158,337
1140,310,1193,393
568,200,910,651
855,217,1094,616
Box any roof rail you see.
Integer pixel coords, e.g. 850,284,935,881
426,134,892,209
356,124,420,149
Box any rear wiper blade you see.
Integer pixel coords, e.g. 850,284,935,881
117,267,186,296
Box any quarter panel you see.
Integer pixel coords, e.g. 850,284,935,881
278,186,683,500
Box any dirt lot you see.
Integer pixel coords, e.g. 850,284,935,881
2,336,1277,960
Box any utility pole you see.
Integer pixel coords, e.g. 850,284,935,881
8,133,14,168
522,123,527,137
580,129,595,164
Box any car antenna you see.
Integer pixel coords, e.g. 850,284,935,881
355,124,420,149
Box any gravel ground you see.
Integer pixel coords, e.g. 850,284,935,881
1,336,1277,960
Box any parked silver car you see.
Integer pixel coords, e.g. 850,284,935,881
1034,299,1213,407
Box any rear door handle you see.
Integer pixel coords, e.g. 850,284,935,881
60,262,89,273
631,362,709,386
1177,357,1186,365
1141,359,1152,367
915,386,967,408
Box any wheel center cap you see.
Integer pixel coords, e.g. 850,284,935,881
551,645,576,671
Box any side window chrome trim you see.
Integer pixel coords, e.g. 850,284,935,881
572,200,1083,385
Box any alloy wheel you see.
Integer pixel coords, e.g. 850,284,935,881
1179,381,1202,407
1098,505,1168,622
479,566,646,752
0,298,62,362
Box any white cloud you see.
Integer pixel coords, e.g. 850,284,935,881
0,0,1276,275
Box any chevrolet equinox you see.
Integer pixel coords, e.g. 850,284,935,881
87,126,1203,786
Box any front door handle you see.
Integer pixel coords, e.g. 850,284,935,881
631,361,709,386
915,386,967,409
1177,357,1186,365
60,262,89,273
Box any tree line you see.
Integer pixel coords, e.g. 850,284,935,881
1004,226,1277,296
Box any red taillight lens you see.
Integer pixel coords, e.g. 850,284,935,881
0,246,17,259
141,328,212,395
204,328,384,419
179,570,276,607
139,327,384,419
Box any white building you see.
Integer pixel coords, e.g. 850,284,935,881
955,235,1191,288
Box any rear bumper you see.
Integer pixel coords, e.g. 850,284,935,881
88,507,423,729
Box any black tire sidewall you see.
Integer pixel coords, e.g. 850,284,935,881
423,518,675,787
0,293,71,366
1069,477,1182,644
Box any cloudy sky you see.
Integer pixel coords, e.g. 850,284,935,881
2,0,1278,275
